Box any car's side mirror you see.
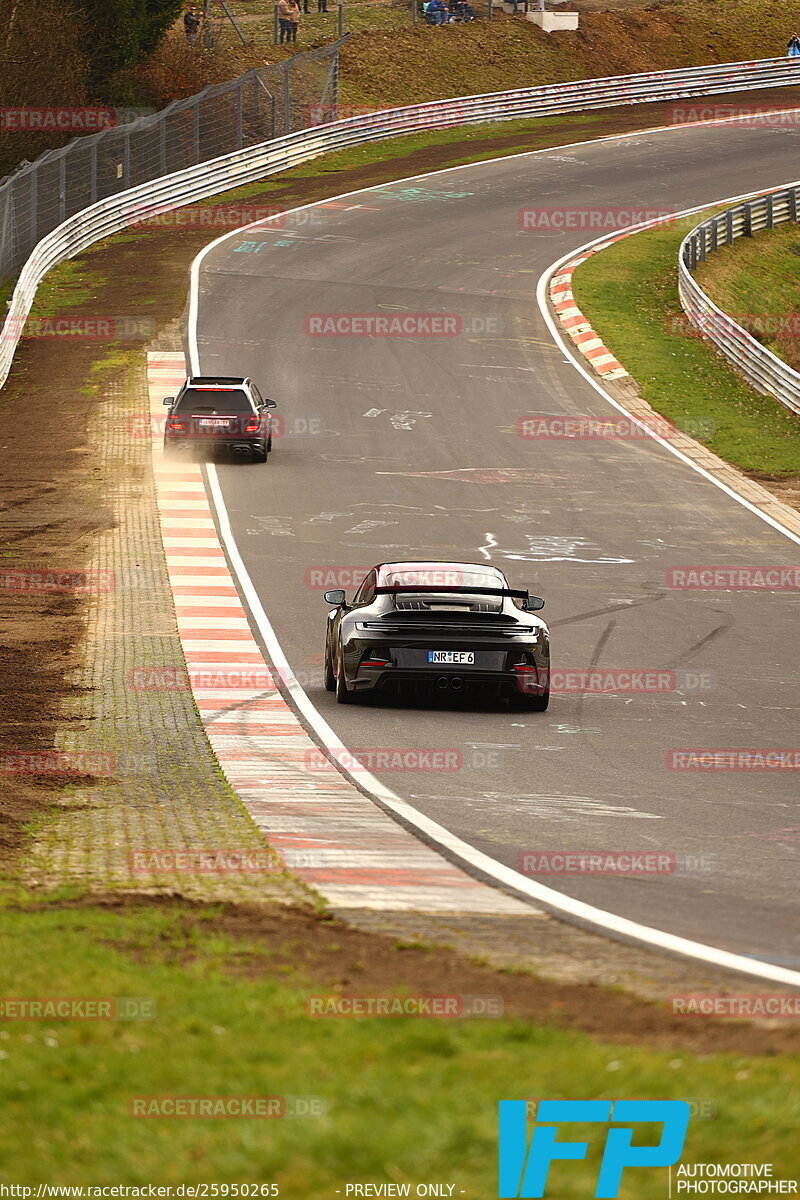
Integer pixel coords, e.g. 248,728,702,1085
524,595,545,611
324,589,347,606
163,396,175,406
261,398,277,409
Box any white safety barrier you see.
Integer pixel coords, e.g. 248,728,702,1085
679,184,800,417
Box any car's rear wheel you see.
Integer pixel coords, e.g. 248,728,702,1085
324,639,336,691
511,688,549,712
335,646,355,704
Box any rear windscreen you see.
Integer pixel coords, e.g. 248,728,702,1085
175,389,252,414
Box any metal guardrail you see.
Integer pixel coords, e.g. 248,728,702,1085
679,185,800,417
3,55,800,390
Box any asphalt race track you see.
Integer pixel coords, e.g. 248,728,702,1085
192,118,800,967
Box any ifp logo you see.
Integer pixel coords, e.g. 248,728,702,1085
498,1099,690,1197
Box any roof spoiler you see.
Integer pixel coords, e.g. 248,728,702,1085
374,585,528,599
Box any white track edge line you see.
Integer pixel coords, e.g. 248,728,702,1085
189,126,800,988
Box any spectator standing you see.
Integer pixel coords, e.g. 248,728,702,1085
278,0,294,41
286,0,301,40
184,5,200,43
788,32,800,56
318,0,329,12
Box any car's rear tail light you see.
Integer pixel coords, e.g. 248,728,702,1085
166,417,185,431
363,649,392,667
244,419,260,433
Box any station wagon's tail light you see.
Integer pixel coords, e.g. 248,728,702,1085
244,418,260,433
166,417,185,431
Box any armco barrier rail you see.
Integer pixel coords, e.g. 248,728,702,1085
679,185,800,417
2,55,800,390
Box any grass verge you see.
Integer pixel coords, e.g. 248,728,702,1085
571,212,800,478
0,902,798,1188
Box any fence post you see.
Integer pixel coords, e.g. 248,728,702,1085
236,79,244,149
766,193,774,230
58,155,66,221
90,141,98,203
123,128,131,188
338,0,344,37
726,210,734,244
710,218,717,253
273,1,279,44
29,168,38,248
193,97,201,164
332,43,340,115
283,61,291,135
159,118,167,175
743,203,752,237
791,188,798,224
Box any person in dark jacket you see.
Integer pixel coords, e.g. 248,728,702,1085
184,6,200,43
787,32,800,56
424,0,448,24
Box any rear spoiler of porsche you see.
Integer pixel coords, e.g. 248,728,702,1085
374,585,529,599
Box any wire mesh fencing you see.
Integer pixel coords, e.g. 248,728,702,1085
0,38,346,281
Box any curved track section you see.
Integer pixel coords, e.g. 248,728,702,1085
191,120,800,969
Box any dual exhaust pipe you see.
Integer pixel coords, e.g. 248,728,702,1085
436,675,464,691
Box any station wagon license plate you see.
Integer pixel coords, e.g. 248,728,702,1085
428,650,475,664
198,418,229,426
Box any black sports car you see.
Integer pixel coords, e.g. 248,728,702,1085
322,561,550,710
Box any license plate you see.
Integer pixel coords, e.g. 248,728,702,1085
198,418,229,427
427,650,475,664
